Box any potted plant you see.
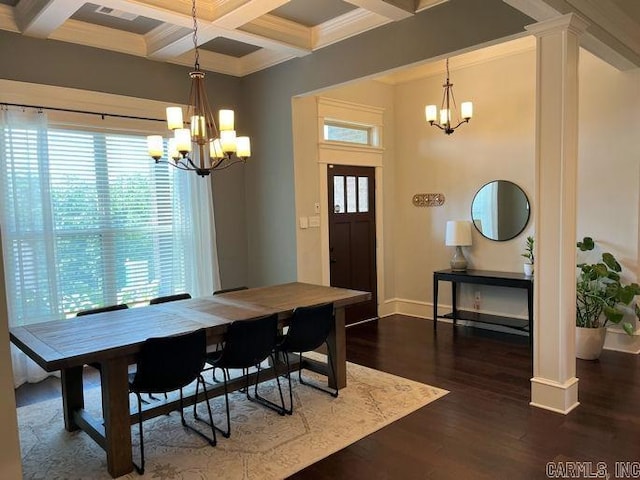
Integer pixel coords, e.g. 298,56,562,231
575,237,640,359
521,235,534,276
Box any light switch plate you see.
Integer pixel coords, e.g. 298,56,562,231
309,216,320,227
299,216,308,229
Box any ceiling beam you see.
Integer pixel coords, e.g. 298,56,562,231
344,0,415,20
210,0,291,29
504,0,640,69
15,0,85,38
146,23,222,60
145,0,308,61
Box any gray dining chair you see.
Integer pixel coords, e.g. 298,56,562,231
149,292,192,304
204,314,285,438
128,328,216,474
275,302,338,414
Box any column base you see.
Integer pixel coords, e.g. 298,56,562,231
530,376,580,414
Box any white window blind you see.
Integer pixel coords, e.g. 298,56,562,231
1,117,197,325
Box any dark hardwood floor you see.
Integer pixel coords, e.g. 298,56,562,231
15,315,640,479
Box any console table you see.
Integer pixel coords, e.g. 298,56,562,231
433,269,533,342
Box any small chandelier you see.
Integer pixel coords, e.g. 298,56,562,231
147,0,250,177
425,58,473,135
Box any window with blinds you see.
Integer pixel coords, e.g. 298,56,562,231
1,123,192,324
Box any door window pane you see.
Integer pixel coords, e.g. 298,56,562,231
346,176,356,213
358,177,369,212
333,176,345,213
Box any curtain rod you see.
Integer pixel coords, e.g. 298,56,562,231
1,102,165,123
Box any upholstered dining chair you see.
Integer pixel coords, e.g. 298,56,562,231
128,328,216,474
275,302,338,415
149,292,192,304
205,314,285,438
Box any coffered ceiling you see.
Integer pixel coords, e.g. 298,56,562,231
0,0,638,78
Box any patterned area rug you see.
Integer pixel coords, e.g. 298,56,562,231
18,359,448,479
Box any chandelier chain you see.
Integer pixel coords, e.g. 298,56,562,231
191,0,200,69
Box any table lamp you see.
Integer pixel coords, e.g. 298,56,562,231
445,220,472,271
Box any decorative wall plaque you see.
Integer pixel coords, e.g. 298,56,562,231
412,193,445,207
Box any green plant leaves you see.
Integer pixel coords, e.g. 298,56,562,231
623,322,635,336
602,252,621,272
576,237,638,336
577,237,595,251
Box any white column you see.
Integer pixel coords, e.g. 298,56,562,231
526,14,589,414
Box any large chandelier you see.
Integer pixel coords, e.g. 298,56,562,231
147,0,250,177
425,58,473,135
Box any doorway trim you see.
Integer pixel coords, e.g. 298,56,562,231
317,98,385,316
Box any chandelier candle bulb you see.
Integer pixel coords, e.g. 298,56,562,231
440,109,450,126
175,128,192,154
236,136,251,158
461,102,473,119
168,138,180,160
220,130,237,152
190,115,206,139
219,109,235,131
166,107,183,130
147,135,164,160
209,139,224,159
425,105,437,122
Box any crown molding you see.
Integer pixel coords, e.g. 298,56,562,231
344,0,414,20
375,35,536,85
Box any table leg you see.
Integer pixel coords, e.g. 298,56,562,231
433,276,439,330
61,366,84,431
101,357,133,478
327,306,346,390
528,285,534,347
451,282,458,326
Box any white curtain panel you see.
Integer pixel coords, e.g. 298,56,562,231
0,109,55,386
185,171,220,297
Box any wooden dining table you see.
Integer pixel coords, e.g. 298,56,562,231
10,282,370,478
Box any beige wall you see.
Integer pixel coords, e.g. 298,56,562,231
393,48,536,317
577,50,640,279
291,40,640,333
577,50,640,344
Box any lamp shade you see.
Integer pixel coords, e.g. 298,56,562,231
445,220,472,246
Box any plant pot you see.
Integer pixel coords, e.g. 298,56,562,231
575,326,606,360
523,263,534,276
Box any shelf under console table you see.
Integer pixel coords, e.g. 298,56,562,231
433,269,533,342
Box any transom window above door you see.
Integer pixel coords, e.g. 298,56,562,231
323,121,372,146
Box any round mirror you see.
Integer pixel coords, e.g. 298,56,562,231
471,180,530,241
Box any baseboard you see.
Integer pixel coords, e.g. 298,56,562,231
603,327,640,354
379,299,527,336
379,298,432,319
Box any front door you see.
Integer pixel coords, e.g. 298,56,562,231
327,164,377,324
